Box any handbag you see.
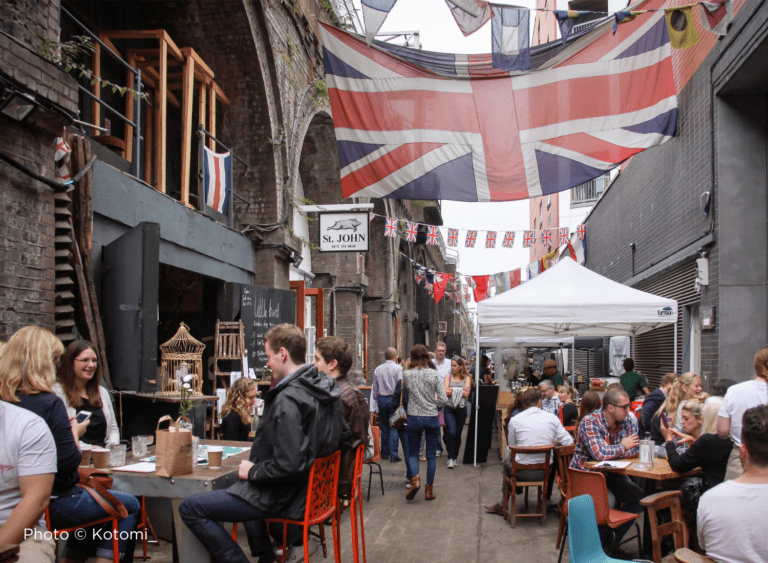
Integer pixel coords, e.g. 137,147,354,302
390,383,407,431
680,476,704,517
77,467,128,519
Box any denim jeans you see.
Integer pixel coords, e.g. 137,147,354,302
376,396,397,460
443,405,467,460
48,486,140,561
406,416,440,485
179,490,288,563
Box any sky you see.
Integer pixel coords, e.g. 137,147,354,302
347,0,543,278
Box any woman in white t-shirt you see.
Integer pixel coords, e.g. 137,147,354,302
717,346,768,480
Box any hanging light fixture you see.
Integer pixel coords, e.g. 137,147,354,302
0,92,36,122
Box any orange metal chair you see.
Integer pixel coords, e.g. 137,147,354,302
266,451,342,563
554,444,576,563
365,426,384,502
136,496,159,560
503,445,554,527
568,467,642,556
349,444,367,563
45,508,120,563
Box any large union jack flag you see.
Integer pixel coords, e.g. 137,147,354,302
502,231,515,248
465,230,478,248
319,2,677,202
447,228,459,247
384,217,398,237
523,230,535,248
426,225,440,245
405,221,419,242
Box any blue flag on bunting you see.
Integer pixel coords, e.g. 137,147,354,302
491,6,530,71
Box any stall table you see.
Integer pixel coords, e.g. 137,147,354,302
110,439,251,563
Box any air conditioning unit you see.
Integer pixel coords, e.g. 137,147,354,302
438,321,447,333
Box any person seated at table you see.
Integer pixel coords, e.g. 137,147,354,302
504,391,526,425
179,324,353,563
619,358,650,399
219,377,258,442
571,387,642,552
660,397,731,491
478,355,494,384
640,373,677,437
314,336,369,506
54,340,119,448
0,384,57,563
558,384,579,427
576,390,602,429
656,372,703,432
538,380,562,415
0,327,140,563
542,359,564,389
485,388,573,515
697,405,768,563
523,366,539,388
711,378,736,398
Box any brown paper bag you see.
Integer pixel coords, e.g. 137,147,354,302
154,415,194,478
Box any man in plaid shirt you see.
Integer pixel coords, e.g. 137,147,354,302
571,388,643,553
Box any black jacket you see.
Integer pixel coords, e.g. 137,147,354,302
665,433,731,489
640,388,665,436
227,364,353,520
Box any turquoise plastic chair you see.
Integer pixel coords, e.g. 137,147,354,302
567,495,626,563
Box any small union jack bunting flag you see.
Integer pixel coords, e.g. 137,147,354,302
559,227,570,245
465,230,478,248
369,211,375,222
415,272,424,285
447,228,459,247
405,221,418,242
426,226,440,245
485,231,497,248
502,231,515,248
384,218,398,237
577,223,586,241
523,230,535,248
541,229,552,246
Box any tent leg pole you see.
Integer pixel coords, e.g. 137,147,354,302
673,320,678,373
474,323,480,467
572,341,575,382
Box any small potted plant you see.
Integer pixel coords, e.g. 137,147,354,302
178,374,194,431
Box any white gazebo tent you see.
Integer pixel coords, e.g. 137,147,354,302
471,258,678,464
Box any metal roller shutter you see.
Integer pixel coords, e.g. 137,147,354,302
632,262,698,389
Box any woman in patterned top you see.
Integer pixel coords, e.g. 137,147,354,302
403,344,448,502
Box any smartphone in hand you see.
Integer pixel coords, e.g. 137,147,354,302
660,412,669,428
76,411,92,424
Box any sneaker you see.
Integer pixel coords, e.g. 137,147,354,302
436,451,441,457
284,537,321,563
447,459,455,469
390,456,402,463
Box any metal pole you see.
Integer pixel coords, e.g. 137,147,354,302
572,340,575,383
673,320,678,373
474,322,480,467
134,70,142,180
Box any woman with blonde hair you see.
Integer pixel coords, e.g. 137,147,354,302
0,326,140,563
717,346,768,480
54,340,119,448
219,377,258,441
661,396,731,490
655,372,702,431
442,356,472,468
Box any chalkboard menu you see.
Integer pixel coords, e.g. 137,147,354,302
238,284,297,371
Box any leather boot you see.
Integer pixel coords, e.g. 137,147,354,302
425,484,436,501
406,475,421,500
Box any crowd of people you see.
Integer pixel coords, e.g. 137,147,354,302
2,323,767,563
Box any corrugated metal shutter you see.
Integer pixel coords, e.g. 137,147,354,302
574,343,609,395
633,262,698,389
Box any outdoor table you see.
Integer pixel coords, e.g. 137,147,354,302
109,439,251,563
585,457,702,556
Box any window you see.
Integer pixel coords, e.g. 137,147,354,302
571,175,607,206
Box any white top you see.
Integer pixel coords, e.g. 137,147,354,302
433,357,452,378
53,383,120,446
0,401,57,528
697,480,768,563
718,379,768,446
507,407,573,465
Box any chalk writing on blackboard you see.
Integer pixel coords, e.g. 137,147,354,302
238,284,296,372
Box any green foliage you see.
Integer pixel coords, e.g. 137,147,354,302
308,79,329,108
286,36,296,59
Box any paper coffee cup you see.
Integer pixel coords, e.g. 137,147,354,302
92,448,110,469
208,447,223,468
80,444,92,467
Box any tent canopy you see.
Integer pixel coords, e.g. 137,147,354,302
478,258,678,340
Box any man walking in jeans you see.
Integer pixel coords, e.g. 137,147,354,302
179,324,352,563
371,348,403,461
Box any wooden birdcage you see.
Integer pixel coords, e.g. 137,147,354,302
159,322,205,396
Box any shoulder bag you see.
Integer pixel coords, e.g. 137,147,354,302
390,381,407,431
78,467,129,519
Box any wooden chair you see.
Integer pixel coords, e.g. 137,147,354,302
568,468,642,556
45,508,120,563
674,548,715,563
640,491,689,563
266,451,342,563
503,445,554,527
365,426,384,502
554,444,576,563
349,444,367,563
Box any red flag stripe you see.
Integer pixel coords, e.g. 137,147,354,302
543,133,645,163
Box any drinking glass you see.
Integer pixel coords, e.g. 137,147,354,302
109,444,127,467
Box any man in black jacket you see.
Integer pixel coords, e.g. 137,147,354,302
179,324,353,563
